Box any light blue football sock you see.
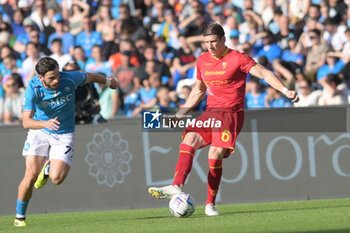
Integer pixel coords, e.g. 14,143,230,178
16,198,29,218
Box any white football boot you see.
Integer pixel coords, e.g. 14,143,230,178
148,185,181,199
205,203,220,216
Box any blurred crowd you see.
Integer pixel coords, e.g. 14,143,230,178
0,0,350,125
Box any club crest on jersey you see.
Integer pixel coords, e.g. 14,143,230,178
53,90,59,97
222,62,227,69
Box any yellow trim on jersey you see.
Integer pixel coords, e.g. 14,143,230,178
180,150,194,157
211,47,229,60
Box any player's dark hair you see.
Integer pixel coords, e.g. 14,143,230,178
203,23,225,38
36,57,59,76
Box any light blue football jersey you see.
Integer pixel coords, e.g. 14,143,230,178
23,71,87,134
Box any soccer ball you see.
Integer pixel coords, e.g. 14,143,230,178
169,192,195,218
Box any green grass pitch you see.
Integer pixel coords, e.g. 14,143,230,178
1,198,350,233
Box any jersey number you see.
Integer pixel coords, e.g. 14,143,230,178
65,146,72,154
221,130,231,142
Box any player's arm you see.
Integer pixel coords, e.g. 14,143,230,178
249,63,299,103
22,111,60,131
175,79,207,119
85,72,118,89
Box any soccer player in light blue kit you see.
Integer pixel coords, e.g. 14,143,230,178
13,57,118,227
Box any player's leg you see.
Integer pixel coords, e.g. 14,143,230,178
14,155,46,227
205,146,227,216
47,132,74,185
172,132,205,187
49,159,71,185
148,132,206,199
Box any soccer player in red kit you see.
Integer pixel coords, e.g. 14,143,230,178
148,23,299,216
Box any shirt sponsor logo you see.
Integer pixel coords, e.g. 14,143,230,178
204,79,232,85
204,70,226,76
48,94,73,106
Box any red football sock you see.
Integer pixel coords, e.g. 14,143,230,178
206,159,223,205
172,143,195,187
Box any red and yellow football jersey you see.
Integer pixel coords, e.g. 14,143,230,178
196,48,256,109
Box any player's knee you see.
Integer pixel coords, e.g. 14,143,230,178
25,173,39,185
183,133,205,150
50,174,65,185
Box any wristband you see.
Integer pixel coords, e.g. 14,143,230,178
105,78,112,87
282,87,288,95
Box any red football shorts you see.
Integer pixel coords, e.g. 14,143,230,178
182,109,244,158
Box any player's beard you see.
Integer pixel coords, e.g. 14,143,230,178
42,79,60,90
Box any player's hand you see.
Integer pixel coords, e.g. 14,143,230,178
45,117,60,131
285,90,299,103
109,78,118,89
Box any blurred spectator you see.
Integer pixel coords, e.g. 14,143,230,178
47,14,75,55
265,86,293,108
11,9,26,37
73,46,87,71
155,35,176,67
75,16,103,57
118,3,141,26
328,0,348,22
3,73,25,125
132,77,158,116
156,7,181,49
318,73,348,105
239,8,264,44
66,0,90,36
211,6,226,26
254,29,282,62
322,17,347,51
170,34,196,88
273,34,305,89
152,84,177,113
0,55,22,84
109,40,140,72
297,29,330,82
119,18,147,44
228,29,241,51
316,51,347,83
181,10,207,50
135,45,171,87
97,80,119,119
223,16,239,48
294,79,320,107
0,31,11,48
307,4,322,21
134,36,148,63
96,5,118,43
289,0,311,24
13,18,46,59
259,0,275,27
49,38,73,71
245,76,266,109
30,0,51,33
114,49,138,97
21,42,41,82
274,15,292,50
85,45,112,77
144,0,165,38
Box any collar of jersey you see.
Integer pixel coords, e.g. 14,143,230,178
211,47,229,60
